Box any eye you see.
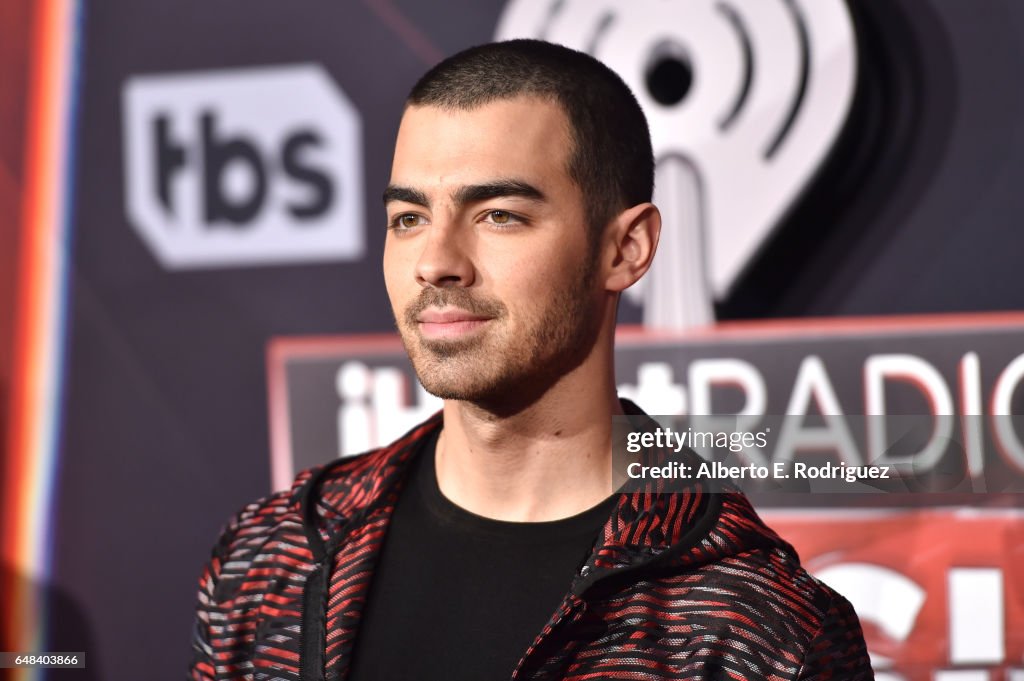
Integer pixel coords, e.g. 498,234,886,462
481,210,524,227
389,213,427,231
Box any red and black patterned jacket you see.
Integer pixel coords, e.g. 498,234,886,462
190,409,873,680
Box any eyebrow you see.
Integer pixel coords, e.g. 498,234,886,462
453,180,545,205
382,179,546,208
382,185,429,207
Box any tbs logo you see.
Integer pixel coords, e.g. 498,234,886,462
122,64,364,269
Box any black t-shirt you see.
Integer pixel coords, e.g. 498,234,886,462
347,428,618,681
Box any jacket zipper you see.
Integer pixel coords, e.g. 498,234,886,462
298,560,329,681
511,595,587,680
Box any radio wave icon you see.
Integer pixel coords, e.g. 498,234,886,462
496,0,858,329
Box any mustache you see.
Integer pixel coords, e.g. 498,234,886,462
404,288,505,326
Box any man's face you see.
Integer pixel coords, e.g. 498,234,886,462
383,96,603,404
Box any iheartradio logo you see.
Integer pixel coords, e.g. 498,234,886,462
496,0,858,328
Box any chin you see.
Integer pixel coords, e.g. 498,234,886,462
412,357,505,402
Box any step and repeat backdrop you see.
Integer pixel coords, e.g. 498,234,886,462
5,0,1024,678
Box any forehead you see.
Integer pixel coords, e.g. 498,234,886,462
390,96,573,191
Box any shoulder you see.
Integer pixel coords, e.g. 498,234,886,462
694,494,867,655
206,415,442,572
694,542,845,632
697,545,872,679
589,489,872,678
608,544,871,680
193,447,397,621
207,446,391,561
687,526,873,679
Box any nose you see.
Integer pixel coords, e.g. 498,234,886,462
415,220,475,289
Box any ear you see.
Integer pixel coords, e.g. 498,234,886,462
603,202,661,293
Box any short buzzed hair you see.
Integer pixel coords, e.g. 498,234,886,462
407,39,655,236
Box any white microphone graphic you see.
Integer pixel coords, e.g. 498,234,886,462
496,0,858,329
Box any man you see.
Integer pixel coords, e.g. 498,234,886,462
190,39,872,681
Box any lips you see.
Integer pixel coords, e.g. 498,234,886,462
416,307,492,340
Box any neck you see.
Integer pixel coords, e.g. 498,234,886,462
434,323,622,522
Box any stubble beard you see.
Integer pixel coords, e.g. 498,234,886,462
397,258,600,405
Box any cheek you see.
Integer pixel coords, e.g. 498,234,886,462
494,254,578,314
485,236,570,281
383,274,399,312
382,245,410,311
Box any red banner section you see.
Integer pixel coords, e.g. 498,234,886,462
767,508,1024,679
